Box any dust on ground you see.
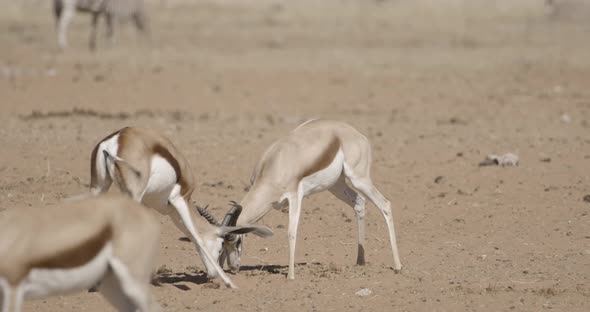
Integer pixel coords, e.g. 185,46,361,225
1,0,589,311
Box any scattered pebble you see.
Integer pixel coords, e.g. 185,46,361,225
560,113,571,124
479,153,519,167
203,281,220,289
46,68,57,77
355,288,372,297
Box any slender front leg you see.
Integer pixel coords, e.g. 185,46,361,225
1,284,24,312
89,12,100,50
167,186,237,288
105,12,114,46
57,5,75,49
287,190,303,280
0,278,12,312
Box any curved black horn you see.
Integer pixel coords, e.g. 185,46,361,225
229,201,242,226
221,201,242,226
223,201,243,241
195,204,219,226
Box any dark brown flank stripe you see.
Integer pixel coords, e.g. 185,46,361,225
152,144,191,197
4,224,114,285
301,137,341,179
90,128,126,188
30,225,113,270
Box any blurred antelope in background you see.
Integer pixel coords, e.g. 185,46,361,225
53,0,148,50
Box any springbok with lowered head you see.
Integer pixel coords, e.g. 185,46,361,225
199,119,402,280
0,194,160,312
89,127,272,288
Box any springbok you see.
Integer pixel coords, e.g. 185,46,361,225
198,119,402,280
89,127,273,288
0,194,160,312
53,0,148,50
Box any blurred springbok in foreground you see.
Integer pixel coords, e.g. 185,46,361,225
53,0,148,50
0,194,161,312
198,119,402,280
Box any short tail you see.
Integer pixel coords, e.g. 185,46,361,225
102,151,142,179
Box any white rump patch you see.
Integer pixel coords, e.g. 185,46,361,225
141,154,178,213
99,133,121,182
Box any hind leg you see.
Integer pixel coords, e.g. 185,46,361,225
109,157,150,203
89,12,100,50
56,4,74,49
346,172,402,272
0,279,23,312
329,175,367,265
90,145,116,196
100,259,154,312
287,189,303,280
105,12,114,46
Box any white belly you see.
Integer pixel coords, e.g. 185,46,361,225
21,242,113,299
141,155,177,214
300,149,344,197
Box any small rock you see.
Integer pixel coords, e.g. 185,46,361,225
355,288,372,297
479,153,519,167
434,176,444,184
477,254,487,261
560,113,571,124
583,195,590,203
46,68,57,77
94,74,105,82
540,157,551,163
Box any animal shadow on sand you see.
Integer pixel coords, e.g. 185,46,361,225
154,271,211,291
240,262,319,277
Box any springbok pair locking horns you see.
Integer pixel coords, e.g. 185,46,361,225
0,194,160,312
199,119,402,280
89,127,273,289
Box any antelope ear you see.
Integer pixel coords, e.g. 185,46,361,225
218,225,274,238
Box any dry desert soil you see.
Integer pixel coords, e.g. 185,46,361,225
1,1,589,311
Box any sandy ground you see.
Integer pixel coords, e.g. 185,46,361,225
1,0,589,311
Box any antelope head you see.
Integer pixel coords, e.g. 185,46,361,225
197,201,268,272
